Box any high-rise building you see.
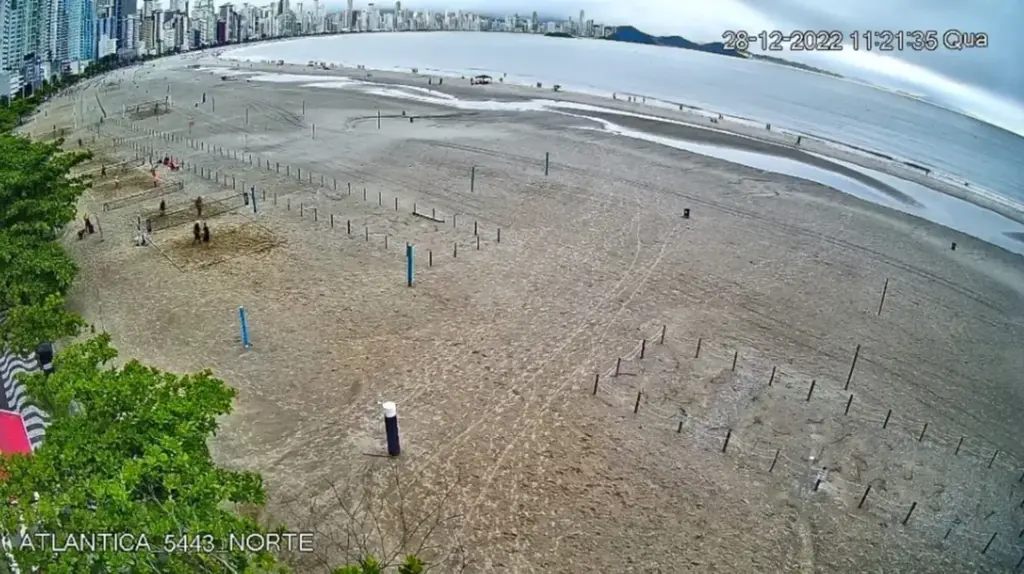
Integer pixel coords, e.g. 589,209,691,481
345,0,351,30
65,0,94,69
114,0,137,56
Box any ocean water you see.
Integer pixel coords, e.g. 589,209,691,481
223,32,1024,206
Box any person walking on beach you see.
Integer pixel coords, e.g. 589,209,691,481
193,222,202,245
194,196,203,217
202,223,211,244
159,199,166,216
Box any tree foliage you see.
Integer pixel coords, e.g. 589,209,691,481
0,91,90,352
0,334,283,573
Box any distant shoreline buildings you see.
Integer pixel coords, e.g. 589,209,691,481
0,0,611,98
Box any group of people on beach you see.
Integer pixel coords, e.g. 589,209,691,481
193,221,211,245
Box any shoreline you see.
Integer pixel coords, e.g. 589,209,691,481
188,55,1024,254
212,43,1024,209
206,53,1024,230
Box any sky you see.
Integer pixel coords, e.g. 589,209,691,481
329,0,1024,136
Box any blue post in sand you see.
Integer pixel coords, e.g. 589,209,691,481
406,244,414,286
383,401,400,456
238,306,250,348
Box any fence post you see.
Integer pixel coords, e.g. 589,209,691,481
845,344,861,390
858,485,871,509
877,278,889,316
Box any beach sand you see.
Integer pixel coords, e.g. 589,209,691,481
27,57,1024,573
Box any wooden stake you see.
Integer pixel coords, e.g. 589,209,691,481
659,325,666,344
902,502,917,525
731,351,738,371
721,429,732,453
988,449,999,468
768,366,776,386
592,374,599,395
640,339,647,359
883,409,892,429
845,344,860,390
806,379,816,402
677,421,683,433
858,485,871,509
918,423,928,442
844,394,854,415
955,436,964,455
982,532,997,554
769,449,780,473
877,278,889,316
695,338,702,359
428,250,432,266
615,357,622,376
633,390,642,414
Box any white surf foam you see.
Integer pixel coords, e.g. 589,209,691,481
188,64,1024,248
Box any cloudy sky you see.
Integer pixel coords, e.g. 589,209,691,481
357,0,1023,135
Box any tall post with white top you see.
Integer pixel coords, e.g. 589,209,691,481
382,401,401,456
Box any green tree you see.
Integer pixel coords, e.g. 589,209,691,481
0,334,285,573
0,116,91,352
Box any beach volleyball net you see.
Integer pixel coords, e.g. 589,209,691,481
149,192,248,232
103,181,184,212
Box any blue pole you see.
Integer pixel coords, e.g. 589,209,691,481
239,306,250,348
406,244,413,286
251,188,257,214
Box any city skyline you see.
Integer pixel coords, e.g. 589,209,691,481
2,0,1020,135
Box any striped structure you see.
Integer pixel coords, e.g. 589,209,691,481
0,314,50,450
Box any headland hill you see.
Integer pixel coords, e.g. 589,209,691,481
545,25,844,78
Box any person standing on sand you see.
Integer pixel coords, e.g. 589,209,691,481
202,223,211,244
195,196,203,217
159,199,166,216
193,222,202,245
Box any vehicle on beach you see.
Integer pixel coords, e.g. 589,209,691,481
470,74,492,85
